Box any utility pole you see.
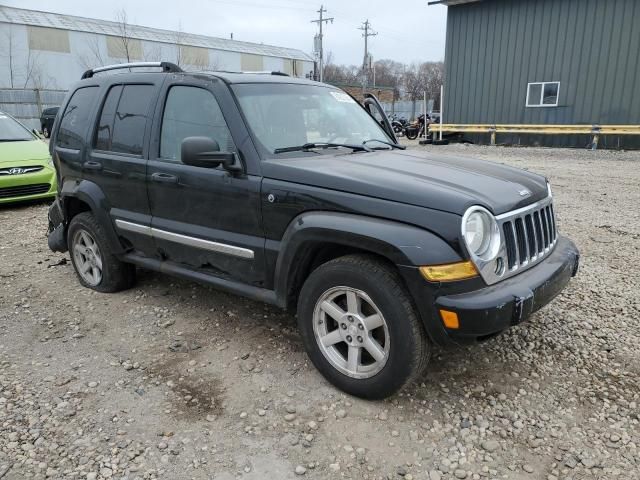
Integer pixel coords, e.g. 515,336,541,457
311,5,333,82
358,19,377,92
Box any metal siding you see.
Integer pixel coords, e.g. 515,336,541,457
443,0,640,147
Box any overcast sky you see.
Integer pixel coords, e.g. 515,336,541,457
4,0,448,65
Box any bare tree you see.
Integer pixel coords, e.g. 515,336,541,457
77,35,107,70
114,9,135,62
1,26,16,88
174,21,185,68
22,49,42,88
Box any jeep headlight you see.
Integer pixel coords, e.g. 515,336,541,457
462,206,500,261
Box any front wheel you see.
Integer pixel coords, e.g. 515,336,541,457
297,254,430,399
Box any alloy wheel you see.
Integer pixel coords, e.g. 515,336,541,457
312,286,390,379
72,230,103,286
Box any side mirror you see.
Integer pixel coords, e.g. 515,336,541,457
181,136,240,171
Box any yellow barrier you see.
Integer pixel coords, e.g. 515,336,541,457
427,124,640,149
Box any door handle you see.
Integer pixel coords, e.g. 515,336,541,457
151,172,179,184
82,161,102,171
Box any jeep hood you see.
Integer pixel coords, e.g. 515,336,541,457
0,139,50,165
261,150,549,216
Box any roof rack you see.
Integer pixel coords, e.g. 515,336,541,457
242,71,290,77
81,61,182,79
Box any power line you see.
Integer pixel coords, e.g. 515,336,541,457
311,5,333,82
358,19,377,91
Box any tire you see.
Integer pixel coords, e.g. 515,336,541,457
405,128,419,140
297,254,430,399
67,212,136,293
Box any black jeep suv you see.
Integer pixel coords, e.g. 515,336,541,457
47,62,579,399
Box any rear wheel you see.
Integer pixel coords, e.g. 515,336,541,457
67,212,135,293
297,254,430,399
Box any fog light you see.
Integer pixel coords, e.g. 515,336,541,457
420,261,479,282
439,309,460,329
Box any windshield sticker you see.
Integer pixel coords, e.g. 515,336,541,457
330,91,356,103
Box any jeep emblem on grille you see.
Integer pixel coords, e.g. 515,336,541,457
8,168,24,175
518,189,531,197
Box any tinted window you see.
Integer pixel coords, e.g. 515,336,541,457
110,85,155,155
58,87,98,149
160,86,235,161
94,85,123,151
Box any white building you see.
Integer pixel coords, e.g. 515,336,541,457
0,5,315,90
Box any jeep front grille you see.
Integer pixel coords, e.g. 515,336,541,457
497,198,558,273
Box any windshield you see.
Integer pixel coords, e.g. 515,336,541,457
0,113,34,142
233,84,391,155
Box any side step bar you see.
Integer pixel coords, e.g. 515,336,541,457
122,253,281,307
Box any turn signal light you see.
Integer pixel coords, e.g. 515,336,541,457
419,261,479,282
439,310,460,329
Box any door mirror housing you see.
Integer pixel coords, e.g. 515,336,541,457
181,136,240,171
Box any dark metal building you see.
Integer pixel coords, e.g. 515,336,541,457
434,0,640,148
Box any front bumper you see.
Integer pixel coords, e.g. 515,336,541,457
401,236,580,346
0,164,57,204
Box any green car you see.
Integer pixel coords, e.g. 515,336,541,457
0,111,57,204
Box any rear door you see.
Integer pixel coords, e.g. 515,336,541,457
86,80,160,254
146,78,265,286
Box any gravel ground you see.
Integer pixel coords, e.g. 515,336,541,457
1,143,638,480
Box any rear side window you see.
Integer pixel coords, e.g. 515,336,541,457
57,87,98,149
94,84,155,156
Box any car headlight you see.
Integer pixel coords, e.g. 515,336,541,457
547,181,552,197
462,206,500,261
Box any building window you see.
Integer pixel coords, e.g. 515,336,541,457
526,82,560,107
27,26,70,53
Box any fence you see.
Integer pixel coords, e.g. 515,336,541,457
380,100,435,121
0,89,68,131
428,124,640,150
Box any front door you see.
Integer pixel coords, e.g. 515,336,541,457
146,79,265,286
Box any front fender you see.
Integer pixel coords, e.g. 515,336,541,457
273,211,463,307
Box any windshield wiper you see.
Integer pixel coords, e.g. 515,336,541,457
274,142,372,154
362,139,406,150
0,139,30,142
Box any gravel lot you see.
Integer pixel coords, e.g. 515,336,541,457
1,143,638,480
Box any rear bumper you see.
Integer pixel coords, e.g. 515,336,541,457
401,236,580,346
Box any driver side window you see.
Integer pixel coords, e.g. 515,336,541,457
160,86,235,162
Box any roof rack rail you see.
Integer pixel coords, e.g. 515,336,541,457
242,71,290,77
81,61,182,79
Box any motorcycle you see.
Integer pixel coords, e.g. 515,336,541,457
404,114,429,140
388,114,409,136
